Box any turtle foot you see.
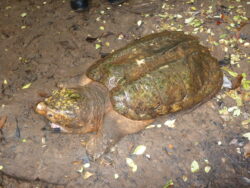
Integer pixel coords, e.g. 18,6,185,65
86,131,121,161
86,135,108,161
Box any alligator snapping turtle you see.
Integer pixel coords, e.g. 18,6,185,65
36,31,222,159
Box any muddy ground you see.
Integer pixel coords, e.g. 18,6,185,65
0,0,250,187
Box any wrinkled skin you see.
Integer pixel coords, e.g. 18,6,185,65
36,31,222,160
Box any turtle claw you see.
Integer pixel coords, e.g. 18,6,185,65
86,136,107,161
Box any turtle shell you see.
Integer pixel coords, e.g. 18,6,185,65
87,31,223,120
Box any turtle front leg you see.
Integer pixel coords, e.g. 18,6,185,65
57,74,92,89
86,110,154,160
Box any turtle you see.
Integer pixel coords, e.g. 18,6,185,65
35,31,223,159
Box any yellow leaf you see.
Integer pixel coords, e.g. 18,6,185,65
204,166,211,173
83,171,94,179
221,67,238,77
95,44,101,49
126,158,137,172
22,83,32,89
20,12,27,17
132,145,146,155
191,160,199,173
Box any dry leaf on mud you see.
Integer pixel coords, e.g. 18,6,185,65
0,116,7,129
185,17,195,24
3,79,8,85
227,106,241,117
191,160,199,173
126,158,137,172
95,43,101,49
146,124,155,129
83,171,94,179
222,67,238,77
204,166,211,173
77,166,84,173
164,119,176,128
182,175,188,182
114,173,119,179
137,20,142,26
83,163,90,168
22,83,32,89
20,12,27,17
243,143,250,158
163,179,174,188
132,145,146,155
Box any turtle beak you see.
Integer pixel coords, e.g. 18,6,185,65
35,102,47,115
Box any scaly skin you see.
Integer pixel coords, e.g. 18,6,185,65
36,31,222,160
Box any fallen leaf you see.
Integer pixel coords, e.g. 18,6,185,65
132,145,146,155
137,20,142,26
21,25,26,29
114,173,119,179
83,171,94,179
164,119,176,128
228,106,241,116
0,116,7,129
185,17,195,24
20,12,27,17
163,179,174,188
204,166,211,173
105,42,110,47
22,83,32,89
83,163,90,168
77,166,84,173
222,67,238,77
182,175,188,182
219,106,229,115
126,158,137,172
146,124,155,129
191,160,199,173
156,124,162,128
95,43,101,49
219,34,228,39
145,154,151,159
